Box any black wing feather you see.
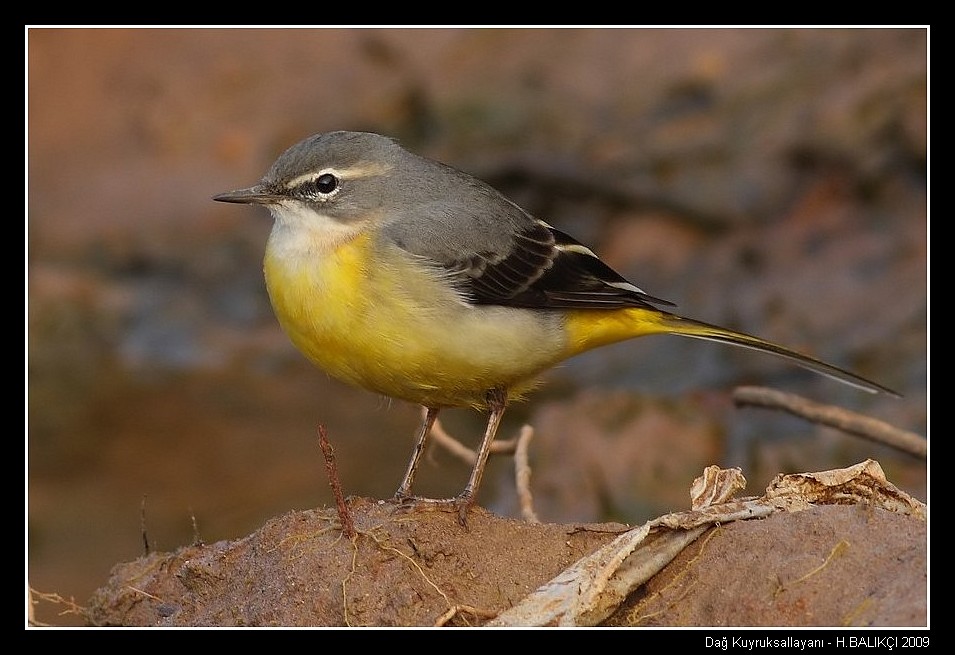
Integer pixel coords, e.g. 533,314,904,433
457,222,675,311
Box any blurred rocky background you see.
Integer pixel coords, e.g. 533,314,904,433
27,28,926,626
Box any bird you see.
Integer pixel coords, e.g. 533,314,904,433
214,130,897,523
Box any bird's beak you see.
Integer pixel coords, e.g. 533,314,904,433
213,185,285,205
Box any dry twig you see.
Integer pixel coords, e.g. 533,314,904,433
318,424,356,539
190,509,204,547
28,587,86,626
733,386,926,460
426,410,540,521
427,410,517,465
434,604,499,626
514,425,539,523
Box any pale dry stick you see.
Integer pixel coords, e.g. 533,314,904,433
514,425,540,523
733,386,926,460
434,605,499,627
190,509,204,547
125,586,163,602
427,410,518,465
428,411,535,520
28,588,86,626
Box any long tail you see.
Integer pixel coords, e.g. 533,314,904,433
654,312,899,396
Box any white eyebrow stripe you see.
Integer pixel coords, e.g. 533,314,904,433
285,163,393,189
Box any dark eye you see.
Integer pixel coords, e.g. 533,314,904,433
315,173,338,194
300,172,340,199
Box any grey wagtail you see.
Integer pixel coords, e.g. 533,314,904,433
214,130,897,521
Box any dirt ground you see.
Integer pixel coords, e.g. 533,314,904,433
81,479,925,627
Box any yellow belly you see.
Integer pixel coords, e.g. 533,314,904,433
264,230,569,409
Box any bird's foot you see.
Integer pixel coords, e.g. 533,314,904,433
390,493,476,527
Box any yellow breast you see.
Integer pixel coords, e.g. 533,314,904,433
263,228,569,409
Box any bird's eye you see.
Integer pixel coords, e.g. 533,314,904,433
315,173,338,194
300,172,340,199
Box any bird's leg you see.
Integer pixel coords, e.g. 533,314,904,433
454,387,508,524
394,406,441,500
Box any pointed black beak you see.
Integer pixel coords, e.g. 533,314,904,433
213,185,285,205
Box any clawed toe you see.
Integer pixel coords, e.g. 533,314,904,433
388,494,475,526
